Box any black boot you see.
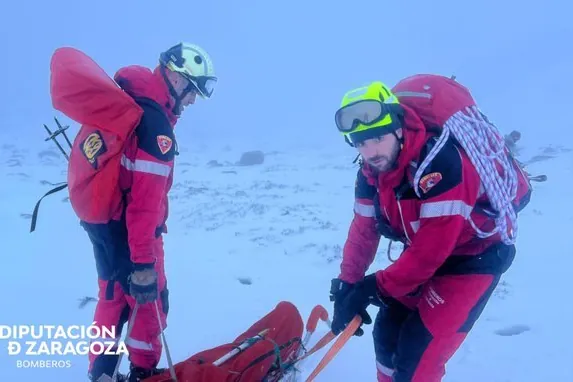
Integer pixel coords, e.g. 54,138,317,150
88,354,128,382
128,364,167,382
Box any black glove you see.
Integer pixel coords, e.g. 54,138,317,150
330,274,386,336
129,263,158,304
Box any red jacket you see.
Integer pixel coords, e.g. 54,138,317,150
112,66,179,264
339,106,503,298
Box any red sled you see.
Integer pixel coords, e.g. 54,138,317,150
144,301,331,382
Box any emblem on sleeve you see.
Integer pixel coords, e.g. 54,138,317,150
157,135,173,155
419,172,443,194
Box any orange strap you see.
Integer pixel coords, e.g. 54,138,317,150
304,315,362,381
296,331,336,363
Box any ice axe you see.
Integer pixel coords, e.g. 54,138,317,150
110,301,178,382
112,303,140,382
212,328,270,366
53,117,73,148
154,300,178,381
43,117,72,161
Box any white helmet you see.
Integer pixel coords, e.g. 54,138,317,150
159,42,217,99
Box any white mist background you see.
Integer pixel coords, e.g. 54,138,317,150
0,0,571,381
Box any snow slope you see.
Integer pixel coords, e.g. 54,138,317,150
0,138,571,381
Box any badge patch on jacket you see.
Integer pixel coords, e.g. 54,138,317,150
419,172,443,193
81,131,107,169
157,135,173,155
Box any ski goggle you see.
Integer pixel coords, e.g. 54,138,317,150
185,74,218,99
334,99,395,133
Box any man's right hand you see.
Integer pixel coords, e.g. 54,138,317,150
330,274,392,336
330,278,370,337
129,263,158,304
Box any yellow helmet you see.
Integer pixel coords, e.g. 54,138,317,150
334,81,402,145
159,42,217,99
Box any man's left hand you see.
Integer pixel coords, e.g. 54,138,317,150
129,263,158,304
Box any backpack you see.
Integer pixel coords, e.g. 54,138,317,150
390,74,532,245
30,47,144,231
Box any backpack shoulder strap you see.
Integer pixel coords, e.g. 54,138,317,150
29,182,69,232
131,97,179,159
411,136,463,200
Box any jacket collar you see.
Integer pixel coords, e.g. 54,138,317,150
114,65,179,127
363,105,429,190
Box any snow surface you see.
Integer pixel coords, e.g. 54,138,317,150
0,138,572,381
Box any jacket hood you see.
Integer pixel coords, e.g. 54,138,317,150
363,105,429,189
114,65,178,126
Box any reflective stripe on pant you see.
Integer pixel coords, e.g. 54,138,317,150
88,280,170,378
373,273,501,382
124,282,169,369
373,243,514,382
86,231,169,380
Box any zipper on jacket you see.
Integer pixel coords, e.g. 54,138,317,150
394,184,412,245
396,198,411,245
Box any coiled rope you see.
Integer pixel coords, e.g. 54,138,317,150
412,106,519,245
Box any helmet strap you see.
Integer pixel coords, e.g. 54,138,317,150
391,130,404,146
160,65,184,116
346,126,403,148
344,135,354,147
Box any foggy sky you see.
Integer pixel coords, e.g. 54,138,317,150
0,0,570,152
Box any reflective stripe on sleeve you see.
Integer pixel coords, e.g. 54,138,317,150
121,155,171,177
420,200,473,219
354,201,376,218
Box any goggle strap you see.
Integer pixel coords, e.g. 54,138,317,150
391,129,403,145
346,118,402,146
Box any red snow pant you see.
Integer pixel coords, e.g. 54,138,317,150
82,220,169,380
374,243,515,382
